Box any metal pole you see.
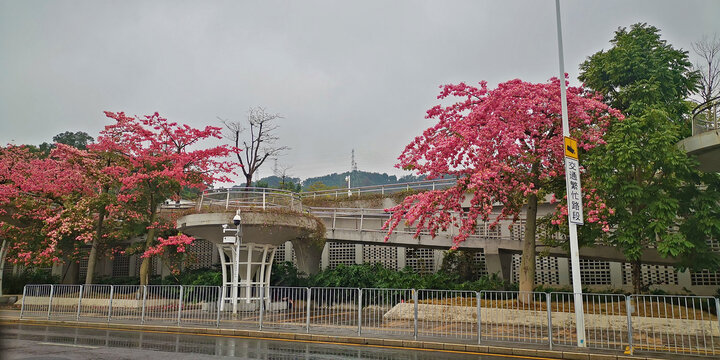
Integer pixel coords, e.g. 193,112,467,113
76,285,83,322
626,295,634,355
47,285,54,320
20,286,27,319
547,293,553,350
476,291,482,344
107,285,114,323
177,285,184,326
413,289,418,340
263,190,266,210
555,0,585,347
141,286,147,324
357,288,362,336
306,288,311,333
716,298,720,343
216,286,222,328
225,190,230,210
259,285,264,330
233,223,241,314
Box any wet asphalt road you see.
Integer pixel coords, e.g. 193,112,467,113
0,322,550,360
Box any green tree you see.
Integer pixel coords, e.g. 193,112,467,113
38,131,95,154
439,249,482,282
579,23,720,293
303,181,337,192
52,131,94,150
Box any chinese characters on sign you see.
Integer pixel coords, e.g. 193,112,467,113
564,137,583,225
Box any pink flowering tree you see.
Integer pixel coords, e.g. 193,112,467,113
0,144,96,291
142,233,196,276
49,143,137,285
384,78,622,293
93,112,238,285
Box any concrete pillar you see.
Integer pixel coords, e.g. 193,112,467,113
678,268,692,288
284,241,293,263
51,263,63,277
433,249,445,271
211,243,220,265
321,243,329,270
355,244,363,265
484,249,512,281
61,261,79,284
558,257,570,286
397,247,406,270
128,255,138,277
609,261,624,288
291,238,324,275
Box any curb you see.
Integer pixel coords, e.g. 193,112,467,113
1,317,664,360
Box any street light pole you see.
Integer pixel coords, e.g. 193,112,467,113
223,210,242,314
346,175,352,197
555,0,586,347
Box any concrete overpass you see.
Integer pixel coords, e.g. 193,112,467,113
179,185,680,281
310,207,679,280
678,98,720,172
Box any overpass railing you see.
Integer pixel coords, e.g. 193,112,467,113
309,207,517,241
21,284,720,357
197,179,457,213
692,96,719,136
302,179,456,199
198,187,304,212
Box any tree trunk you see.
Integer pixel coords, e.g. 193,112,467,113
85,237,100,285
245,173,253,188
85,185,108,285
518,192,538,294
139,209,158,286
632,260,642,294
0,239,7,296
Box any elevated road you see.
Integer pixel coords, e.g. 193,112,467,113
310,207,679,266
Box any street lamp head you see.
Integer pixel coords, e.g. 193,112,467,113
233,214,241,226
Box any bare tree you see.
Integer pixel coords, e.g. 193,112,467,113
692,35,720,123
273,160,297,191
220,106,289,187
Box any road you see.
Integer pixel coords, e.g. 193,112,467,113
0,322,557,360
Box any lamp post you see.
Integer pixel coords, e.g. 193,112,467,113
346,175,351,197
555,0,586,347
222,210,242,313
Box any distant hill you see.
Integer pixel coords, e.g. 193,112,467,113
255,175,301,188
301,171,433,190
256,171,438,191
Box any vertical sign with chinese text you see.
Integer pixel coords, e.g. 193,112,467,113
564,137,583,225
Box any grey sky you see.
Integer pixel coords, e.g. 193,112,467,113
1,0,719,183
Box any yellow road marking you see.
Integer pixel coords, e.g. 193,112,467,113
1,320,560,360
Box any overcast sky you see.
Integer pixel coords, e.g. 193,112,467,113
2,0,719,183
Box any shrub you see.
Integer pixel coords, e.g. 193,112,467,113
2,268,59,294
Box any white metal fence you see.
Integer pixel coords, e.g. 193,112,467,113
19,284,720,356
302,179,456,199
198,187,304,212
197,180,457,212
